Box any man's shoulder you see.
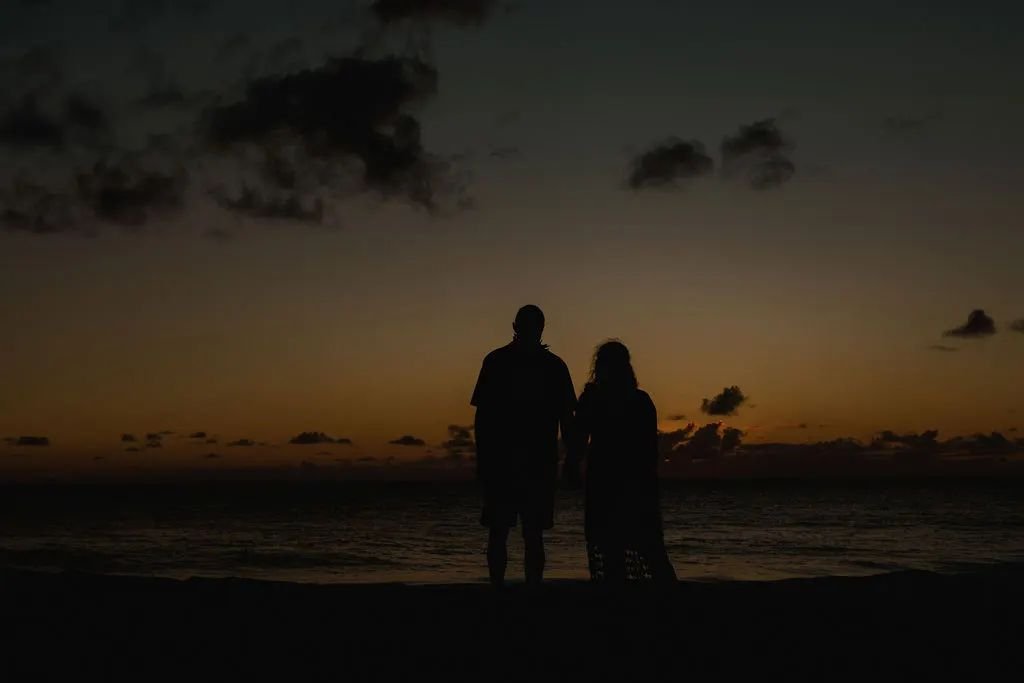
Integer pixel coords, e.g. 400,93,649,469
482,343,515,365
543,349,570,372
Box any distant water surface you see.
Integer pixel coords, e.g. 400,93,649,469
2,479,1023,584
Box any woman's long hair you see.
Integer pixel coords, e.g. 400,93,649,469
589,340,638,395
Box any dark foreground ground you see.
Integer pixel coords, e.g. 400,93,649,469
3,566,1023,680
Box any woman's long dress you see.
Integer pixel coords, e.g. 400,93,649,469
576,384,675,583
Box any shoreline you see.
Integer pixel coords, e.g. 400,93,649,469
5,564,1023,677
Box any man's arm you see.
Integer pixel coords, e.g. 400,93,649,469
471,358,491,481
557,361,583,487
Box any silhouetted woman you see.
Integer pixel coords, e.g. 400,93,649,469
573,340,676,584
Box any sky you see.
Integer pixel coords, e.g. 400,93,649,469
1,0,1023,478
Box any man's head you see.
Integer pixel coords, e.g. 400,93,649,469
513,305,545,344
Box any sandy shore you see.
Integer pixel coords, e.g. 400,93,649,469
4,566,1023,679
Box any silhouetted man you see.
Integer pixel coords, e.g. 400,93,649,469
471,305,577,588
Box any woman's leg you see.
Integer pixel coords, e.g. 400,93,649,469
644,541,677,586
601,539,627,584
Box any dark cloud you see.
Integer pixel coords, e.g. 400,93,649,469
227,439,256,447
440,424,474,461
871,430,940,451
666,414,687,422
720,427,744,453
390,435,427,447
289,432,353,445
159,430,175,436
212,187,324,223
203,452,220,459
218,33,251,60
137,85,189,109
944,309,996,339
667,422,741,460
266,37,305,66
109,0,212,32
0,180,78,234
721,119,795,190
371,0,499,26
0,97,64,148
109,0,165,32
701,386,748,416
489,146,520,160
1010,320,1024,333
125,446,141,452
929,344,959,352
188,432,207,439
658,424,695,455
145,441,162,448
121,433,137,442
93,455,106,461
882,113,941,134
144,433,162,442
202,54,451,210
0,46,64,94
206,438,218,444
76,161,187,228
8,436,50,447
628,139,713,190
945,432,1017,456
64,95,109,136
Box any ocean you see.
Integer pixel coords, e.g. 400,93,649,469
2,479,1022,584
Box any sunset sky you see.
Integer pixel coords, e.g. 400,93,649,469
2,0,1023,476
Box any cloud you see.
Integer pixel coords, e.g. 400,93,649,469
882,113,941,134
108,0,214,32
218,33,251,60
201,54,452,211
1011,320,1024,333
390,435,426,446
76,161,187,228
0,46,64,95
628,139,713,190
125,446,141,452
658,424,695,455
289,432,353,445
701,386,748,416
227,439,256,447
212,187,324,223
666,422,742,460
721,119,795,189
64,95,109,136
206,438,218,444
145,441,162,448
440,424,474,461
137,85,190,109
0,97,64,148
666,414,687,422
721,427,744,453
266,37,305,66
203,452,220,459
144,432,162,442
7,436,50,447
871,430,940,451
371,0,499,26
121,433,137,442
944,309,996,339
188,432,207,439
929,344,959,352
0,180,79,234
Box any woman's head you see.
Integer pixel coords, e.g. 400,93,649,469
590,339,638,391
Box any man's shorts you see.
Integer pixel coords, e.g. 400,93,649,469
479,459,557,530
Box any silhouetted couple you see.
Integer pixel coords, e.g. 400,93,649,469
471,305,676,588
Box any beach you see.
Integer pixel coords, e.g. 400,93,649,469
4,565,1022,679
